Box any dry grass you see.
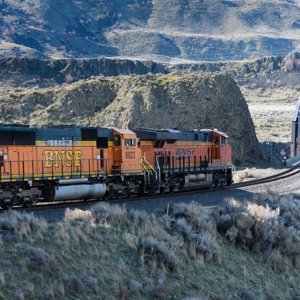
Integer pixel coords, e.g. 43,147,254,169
0,199,300,299
233,168,287,183
233,168,258,183
217,194,300,271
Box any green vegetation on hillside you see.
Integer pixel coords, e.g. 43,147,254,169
1,194,300,299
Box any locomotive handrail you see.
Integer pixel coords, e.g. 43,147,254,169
0,158,115,181
156,155,162,182
140,158,151,185
141,156,158,180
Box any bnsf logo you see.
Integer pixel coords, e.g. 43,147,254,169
176,148,195,156
44,150,82,168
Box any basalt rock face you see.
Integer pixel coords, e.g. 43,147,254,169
0,55,289,91
0,57,167,89
0,73,260,164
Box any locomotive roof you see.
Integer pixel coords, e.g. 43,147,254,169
134,128,192,141
135,128,203,141
112,128,135,135
0,125,113,141
134,128,228,141
0,125,228,143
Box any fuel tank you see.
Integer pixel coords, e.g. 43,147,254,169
186,173,206,182
184,173,213,188
52,184,106,201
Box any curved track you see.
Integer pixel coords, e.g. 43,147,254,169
1,164,299,213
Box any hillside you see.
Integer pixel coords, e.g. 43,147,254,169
1,196,300,299
173,55,300,143
1,0,300,61
0,73,260,164
1,54,298,146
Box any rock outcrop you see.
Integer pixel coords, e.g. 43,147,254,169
0,57,167,89
281,51,300,72
0,73,260,164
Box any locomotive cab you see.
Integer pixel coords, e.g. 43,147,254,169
211,129,231,165
112,129,143,175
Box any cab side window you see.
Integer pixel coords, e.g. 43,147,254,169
125,139,136,147
204,133,212,142
114,135,121,146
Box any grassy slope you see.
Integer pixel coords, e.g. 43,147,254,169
1,197,300,299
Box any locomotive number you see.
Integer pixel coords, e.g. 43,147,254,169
125,151,135,159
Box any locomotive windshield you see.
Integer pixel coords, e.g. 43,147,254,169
113,135,121,146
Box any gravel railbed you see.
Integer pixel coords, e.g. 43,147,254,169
28,188,262,223
16,169,300,223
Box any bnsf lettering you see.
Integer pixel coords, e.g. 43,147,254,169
125,151,135,159
176,148,195,156
44,150,82,168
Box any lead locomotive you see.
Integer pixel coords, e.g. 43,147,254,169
0,125,232,209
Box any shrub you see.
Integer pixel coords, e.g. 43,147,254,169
65,274,85,297
194,232,221,262
127,279,143,293
127,209,148,228
0,211,47,240
26,247,56,276
169,202,217,236
64,208,93,222
138,236,177,272
0,271,5,288
81,275,100,295
216,196,300,270
233,168,257,183
267,249,286,272
92,203,127,225
170,204,221,263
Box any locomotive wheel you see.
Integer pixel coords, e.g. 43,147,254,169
103,192,111,201
169,186,174,194
23,196,33,208
3,198,13,210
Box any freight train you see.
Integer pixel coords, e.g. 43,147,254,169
0,125,233,209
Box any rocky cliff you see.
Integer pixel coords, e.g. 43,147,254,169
0,55,290,90
0,57,166,90
0,73,260,164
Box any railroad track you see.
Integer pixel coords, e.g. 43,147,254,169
1,164,300,213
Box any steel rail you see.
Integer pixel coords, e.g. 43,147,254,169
1,164,300,212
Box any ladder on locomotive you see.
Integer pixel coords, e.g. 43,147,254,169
141,157,158,186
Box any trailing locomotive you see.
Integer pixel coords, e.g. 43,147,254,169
0,125,232,209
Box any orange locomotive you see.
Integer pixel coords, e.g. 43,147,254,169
0,125,232,209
